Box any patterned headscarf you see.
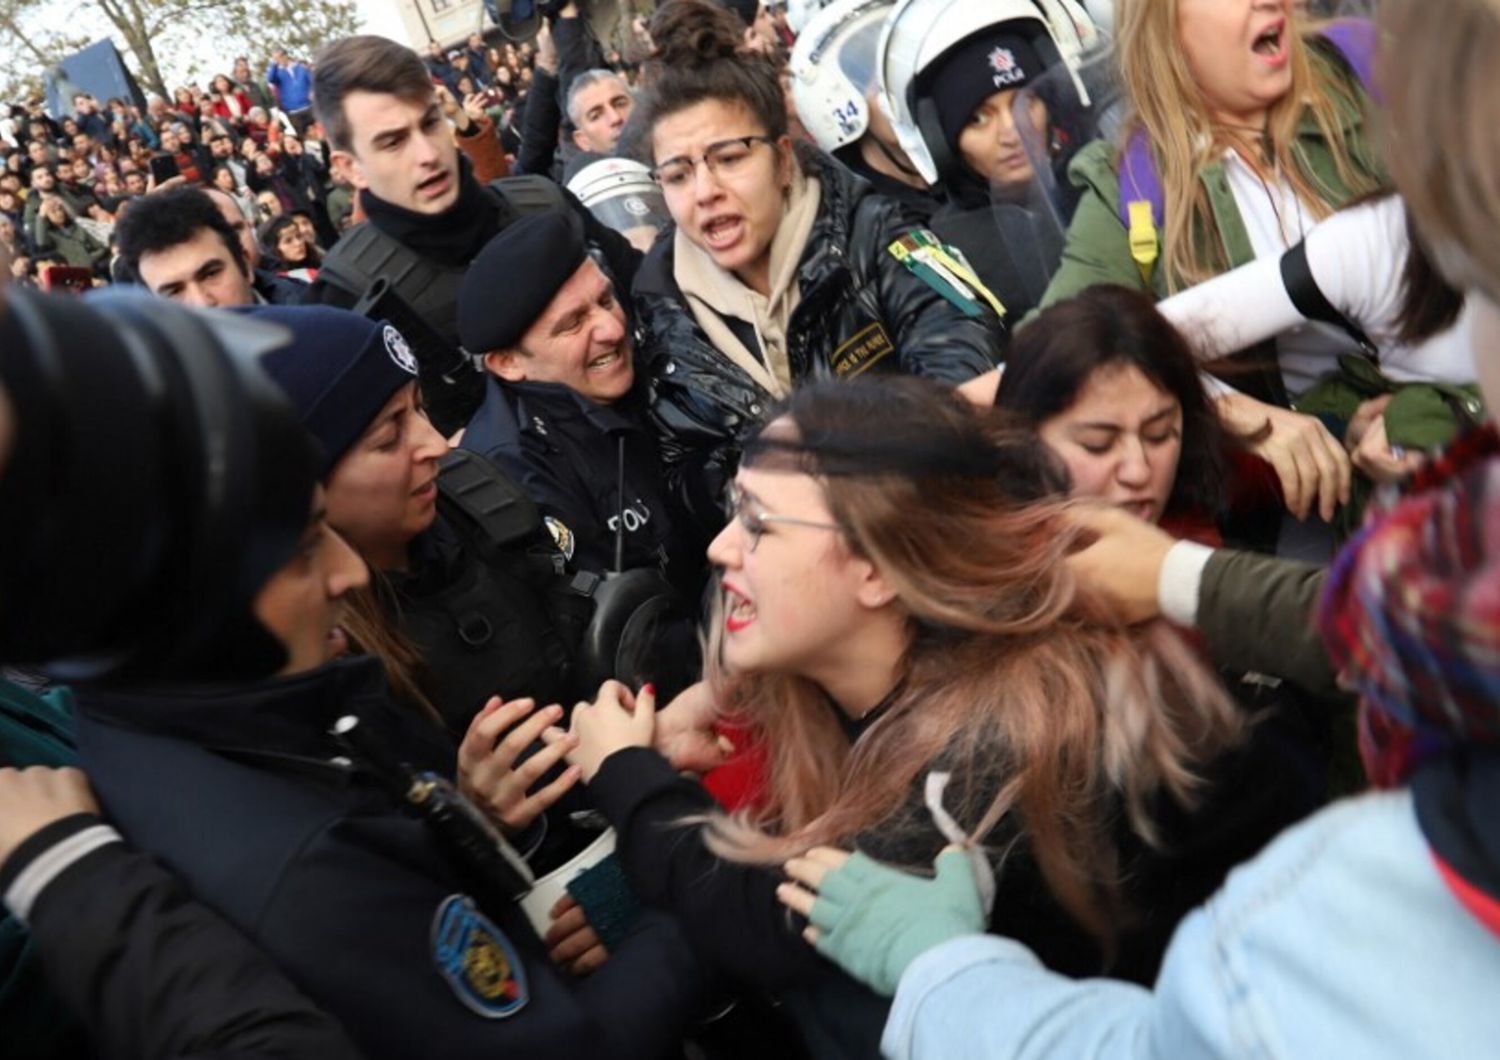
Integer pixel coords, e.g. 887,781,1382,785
1319,426,1500,787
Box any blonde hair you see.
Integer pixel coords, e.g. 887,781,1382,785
1381,0,1500,299
1115,0,1382,290
702,379,1243,949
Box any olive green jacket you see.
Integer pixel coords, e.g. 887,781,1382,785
1198,550,1336,698
1040,44,1387,309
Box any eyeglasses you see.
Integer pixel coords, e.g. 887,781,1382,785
649,135,776,191
728,486,843,553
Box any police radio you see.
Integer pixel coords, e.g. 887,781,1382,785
331,714,535,903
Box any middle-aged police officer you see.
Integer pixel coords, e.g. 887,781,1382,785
457,211,705,598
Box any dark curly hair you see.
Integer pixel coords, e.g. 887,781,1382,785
629,0,786,164
997,285,1230,517
113,185,247,282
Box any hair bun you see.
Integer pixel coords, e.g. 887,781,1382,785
648,0,746,69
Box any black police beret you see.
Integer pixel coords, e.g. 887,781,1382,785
458,209,588,354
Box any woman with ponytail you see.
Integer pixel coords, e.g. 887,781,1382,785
550,375,1271,1056
628,0,1004,544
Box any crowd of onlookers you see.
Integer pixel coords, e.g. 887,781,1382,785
0,37,544,289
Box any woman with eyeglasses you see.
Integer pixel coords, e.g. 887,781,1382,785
629,0,1005,543
544,375,1273,1057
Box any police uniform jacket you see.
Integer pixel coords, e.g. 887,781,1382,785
462,375,703,596
74,658,705,1060
0,811,363,1060
632,146,1004,540
386,513,574,734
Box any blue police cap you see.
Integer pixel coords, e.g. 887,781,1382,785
246,304,420,477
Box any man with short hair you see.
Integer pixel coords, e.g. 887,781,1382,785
309,34,640,434
457,210,697,590
115,186,258,307
71,93,110,140
566,70,633,158
23,166,65,231
265,48,315,134
233,55,276,113
25,139,51,169
207,130,247,187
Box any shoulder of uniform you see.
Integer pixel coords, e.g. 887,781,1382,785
486,173,569,216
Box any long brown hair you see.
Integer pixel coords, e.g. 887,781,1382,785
340,575,441,725
1115,0,1383,290
704,378,1243,948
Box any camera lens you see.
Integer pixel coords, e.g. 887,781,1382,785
0,289,320,683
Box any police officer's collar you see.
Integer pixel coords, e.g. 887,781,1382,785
498,374,645,436
75,656,438,768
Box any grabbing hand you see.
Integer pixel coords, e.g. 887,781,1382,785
1347,398,1425,485
458,697,581,834
1065,503,1177,625
654,682,734,774
777,846,988,997
0,767,101,869
553,681,656,783
1216,392,1351,522
543,895,609,976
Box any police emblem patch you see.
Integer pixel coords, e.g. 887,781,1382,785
430,894,528,1019
544,516,576,561
988,46,1026,87
384,325,418,375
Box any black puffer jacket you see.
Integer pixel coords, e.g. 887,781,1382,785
632,147,1004,536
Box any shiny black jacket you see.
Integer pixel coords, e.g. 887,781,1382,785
632,147,1004,536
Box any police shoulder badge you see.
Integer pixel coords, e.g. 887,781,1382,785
383,325,418,375
430,894,529,1019
544,516,576,561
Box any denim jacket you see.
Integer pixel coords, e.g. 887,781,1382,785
883,790,1500,1059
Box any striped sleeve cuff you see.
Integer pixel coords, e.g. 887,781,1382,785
2,815,123,924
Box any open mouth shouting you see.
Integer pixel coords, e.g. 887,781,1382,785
723,580,757,633
700,213,746,253
1252,20,1289,65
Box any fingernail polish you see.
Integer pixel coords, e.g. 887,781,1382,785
642,683,656,697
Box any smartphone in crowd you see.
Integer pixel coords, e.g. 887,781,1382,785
147,154,180,185
39,265,94,294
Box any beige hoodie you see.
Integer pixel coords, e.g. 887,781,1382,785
671,164,822,399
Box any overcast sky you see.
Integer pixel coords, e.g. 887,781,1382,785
354,0,418,46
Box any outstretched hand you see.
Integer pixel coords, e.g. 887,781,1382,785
458,697,581,833
546,681,656,783
777,846,988,996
